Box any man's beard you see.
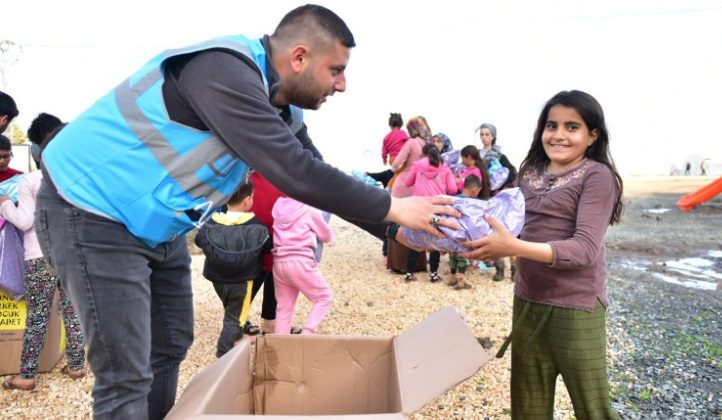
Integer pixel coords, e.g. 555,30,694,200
283,71,326,110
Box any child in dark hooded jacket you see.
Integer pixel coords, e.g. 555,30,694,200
195,182,270,357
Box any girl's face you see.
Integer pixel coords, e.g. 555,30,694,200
461,155,475,168
542,105,599,173
479,128,494,149
432,136,444,151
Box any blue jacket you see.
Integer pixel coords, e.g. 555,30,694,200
43,35,303,247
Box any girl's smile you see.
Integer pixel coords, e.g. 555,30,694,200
542,105,598,173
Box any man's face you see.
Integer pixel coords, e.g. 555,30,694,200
0,150,12,172
0,115,9,134
283,41,350,110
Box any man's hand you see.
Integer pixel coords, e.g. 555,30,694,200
385,195,461,238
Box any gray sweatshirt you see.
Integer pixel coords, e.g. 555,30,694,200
161,35,390,238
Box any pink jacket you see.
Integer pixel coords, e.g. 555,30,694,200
405,158,457,197
381,128,409,164
455,166,483,192
271,197,333,262
390,137,425,198
0,172,44,260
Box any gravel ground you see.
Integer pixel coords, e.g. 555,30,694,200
1,176,720,419
604,176,722,419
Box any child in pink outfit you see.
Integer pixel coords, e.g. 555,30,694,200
405,144,458,197
402,143,458,283
271,197,333,335
381,125,409,165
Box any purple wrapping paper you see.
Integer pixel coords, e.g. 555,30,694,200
401,188,525,253
441,149,460,166
490,166,510,190
0,223,26,300
313,211,332,262
488,159,510,190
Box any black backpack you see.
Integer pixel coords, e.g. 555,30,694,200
195,221,270,274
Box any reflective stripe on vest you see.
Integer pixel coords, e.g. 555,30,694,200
42,35,301,247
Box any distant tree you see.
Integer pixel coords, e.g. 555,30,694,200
8,122,26,144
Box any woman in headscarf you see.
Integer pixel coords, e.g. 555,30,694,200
432,132,453,154
386,116,431,275
477,122,517,191
389,116,431,198
476,122,518,282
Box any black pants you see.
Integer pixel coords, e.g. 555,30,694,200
407,250,440,273
366,169,394,188
250,270,277,321
212,281,252,358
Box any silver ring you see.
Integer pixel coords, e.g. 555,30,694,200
430,215,441,228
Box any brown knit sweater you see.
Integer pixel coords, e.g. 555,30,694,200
514,159,617,311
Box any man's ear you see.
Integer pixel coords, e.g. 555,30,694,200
289,45,310,73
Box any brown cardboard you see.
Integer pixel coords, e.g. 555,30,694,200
393,306,491,414
166,306,490,419
0,290,65,375
254,335,399,415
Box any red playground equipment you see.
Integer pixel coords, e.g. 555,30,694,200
677,176,722,212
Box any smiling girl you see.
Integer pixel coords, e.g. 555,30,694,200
462,90,623,419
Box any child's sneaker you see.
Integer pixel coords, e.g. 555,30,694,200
404,272,417,282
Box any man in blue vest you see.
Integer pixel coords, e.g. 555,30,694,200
36,4,457,419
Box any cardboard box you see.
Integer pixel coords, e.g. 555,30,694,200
0,290,65,375
167,306,490,419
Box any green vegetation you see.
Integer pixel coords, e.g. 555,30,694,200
670,331,722,367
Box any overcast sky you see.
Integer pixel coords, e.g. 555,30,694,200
2,0,721,176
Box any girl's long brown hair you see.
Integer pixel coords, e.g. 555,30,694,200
519,90,623,224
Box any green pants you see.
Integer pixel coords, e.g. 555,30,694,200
448,253,468,274
506,296,619,420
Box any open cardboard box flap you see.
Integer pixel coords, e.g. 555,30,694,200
394,306,491,414
167,306,490,419
170,338,254,416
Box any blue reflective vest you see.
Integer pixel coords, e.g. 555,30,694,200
43,35,303,247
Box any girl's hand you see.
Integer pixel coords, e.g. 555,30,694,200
386,195,461,238
0,195,11,205
460,215,517,260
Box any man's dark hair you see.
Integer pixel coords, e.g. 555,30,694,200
0,91,19,120
27,113,63,145
0,134,11,150
227,181,254,206
273,4,355,49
